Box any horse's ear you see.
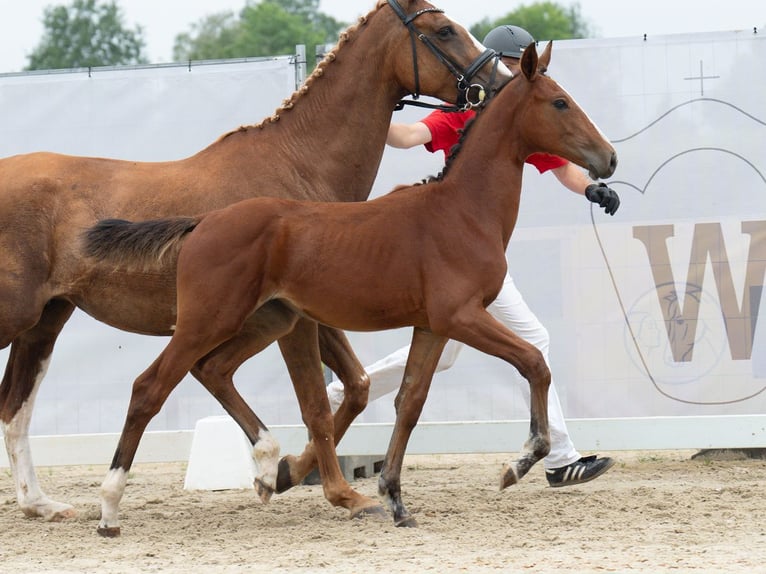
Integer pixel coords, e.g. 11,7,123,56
520,42,538,81
537,41,552,74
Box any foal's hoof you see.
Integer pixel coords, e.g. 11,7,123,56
500,464,519,490
97,525,121,538
275,456,297,494
351,504,388,521
394,514,418,528
254,478,275,504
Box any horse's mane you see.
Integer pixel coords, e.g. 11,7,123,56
215,4,383,142
407,112,482,186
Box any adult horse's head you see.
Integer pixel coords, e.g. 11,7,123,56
379,0,512,107
505,41,617,180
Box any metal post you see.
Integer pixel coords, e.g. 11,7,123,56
294,44,307,90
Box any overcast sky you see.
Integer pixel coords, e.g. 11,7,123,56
0,0,763,73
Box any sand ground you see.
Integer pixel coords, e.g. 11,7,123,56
1,449,765,573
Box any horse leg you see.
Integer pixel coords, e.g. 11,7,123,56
0,299,77,521
190,302,301,503
276,318,385,519
276,325,370,493
447,308,551,489
191,346,279,504
98,325,238,537
377,327,446,527
317,325,371,427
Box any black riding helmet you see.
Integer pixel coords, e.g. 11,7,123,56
482,25,535,59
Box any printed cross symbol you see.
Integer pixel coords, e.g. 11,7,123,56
684,60,720,96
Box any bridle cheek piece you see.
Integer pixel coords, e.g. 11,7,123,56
387,0,498,110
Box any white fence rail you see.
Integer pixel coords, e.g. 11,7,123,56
3,415,766,468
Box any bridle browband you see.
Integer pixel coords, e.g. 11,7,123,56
387,0,499,111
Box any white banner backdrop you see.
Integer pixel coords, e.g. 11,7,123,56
352,29,766,424
1,31,764,439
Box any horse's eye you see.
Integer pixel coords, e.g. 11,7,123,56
553,99,569,110
436,26,454,40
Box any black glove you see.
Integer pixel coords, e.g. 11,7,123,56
585,182,620,216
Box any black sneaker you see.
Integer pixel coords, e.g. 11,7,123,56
546,455,615,487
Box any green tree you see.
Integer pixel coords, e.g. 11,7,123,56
471,1,594,43
26,0,147,70
173,12,242,61
172,0,346,62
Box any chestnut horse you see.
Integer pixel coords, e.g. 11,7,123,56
84,41,617,530
0,0,508,527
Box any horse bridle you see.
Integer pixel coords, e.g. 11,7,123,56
387,0,499,110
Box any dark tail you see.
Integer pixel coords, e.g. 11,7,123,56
83,217,200,268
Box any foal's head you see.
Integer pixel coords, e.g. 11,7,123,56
507,41,617,180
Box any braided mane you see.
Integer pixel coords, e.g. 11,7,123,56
215,4,383,141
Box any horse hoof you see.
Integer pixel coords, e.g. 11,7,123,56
500,464,519,490
351,504,388,521
394,515,418,528
254,478,274,504
97,525,121,538
275,457,296,494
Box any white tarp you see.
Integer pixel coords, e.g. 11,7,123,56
355,29,766,424
1,30,765,436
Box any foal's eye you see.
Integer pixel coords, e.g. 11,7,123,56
436,26,454,40
553,99,569,110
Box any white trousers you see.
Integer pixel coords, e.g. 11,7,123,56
327,272,581,469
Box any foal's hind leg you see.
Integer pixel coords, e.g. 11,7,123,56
98,326,239,537
191,302,301,502
0,300,77,521
276,325,370,493
276,318,384,519
377,327,446,527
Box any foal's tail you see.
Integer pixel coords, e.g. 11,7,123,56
83,217,200,268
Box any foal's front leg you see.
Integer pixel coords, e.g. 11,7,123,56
377,327,447,527
276,318,385,519
449,308,551,488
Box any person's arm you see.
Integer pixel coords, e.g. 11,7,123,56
549,161,593,195
550,161,620,215
386,121,433,149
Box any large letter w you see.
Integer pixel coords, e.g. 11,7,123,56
633,222,766,361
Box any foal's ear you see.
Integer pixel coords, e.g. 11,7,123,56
537,41,552,74
520,41,539,81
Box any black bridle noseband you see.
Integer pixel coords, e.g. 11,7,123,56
387,0,499,111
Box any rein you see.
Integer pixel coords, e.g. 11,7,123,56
387,0,498,111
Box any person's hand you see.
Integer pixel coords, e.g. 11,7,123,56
585,183,620,215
